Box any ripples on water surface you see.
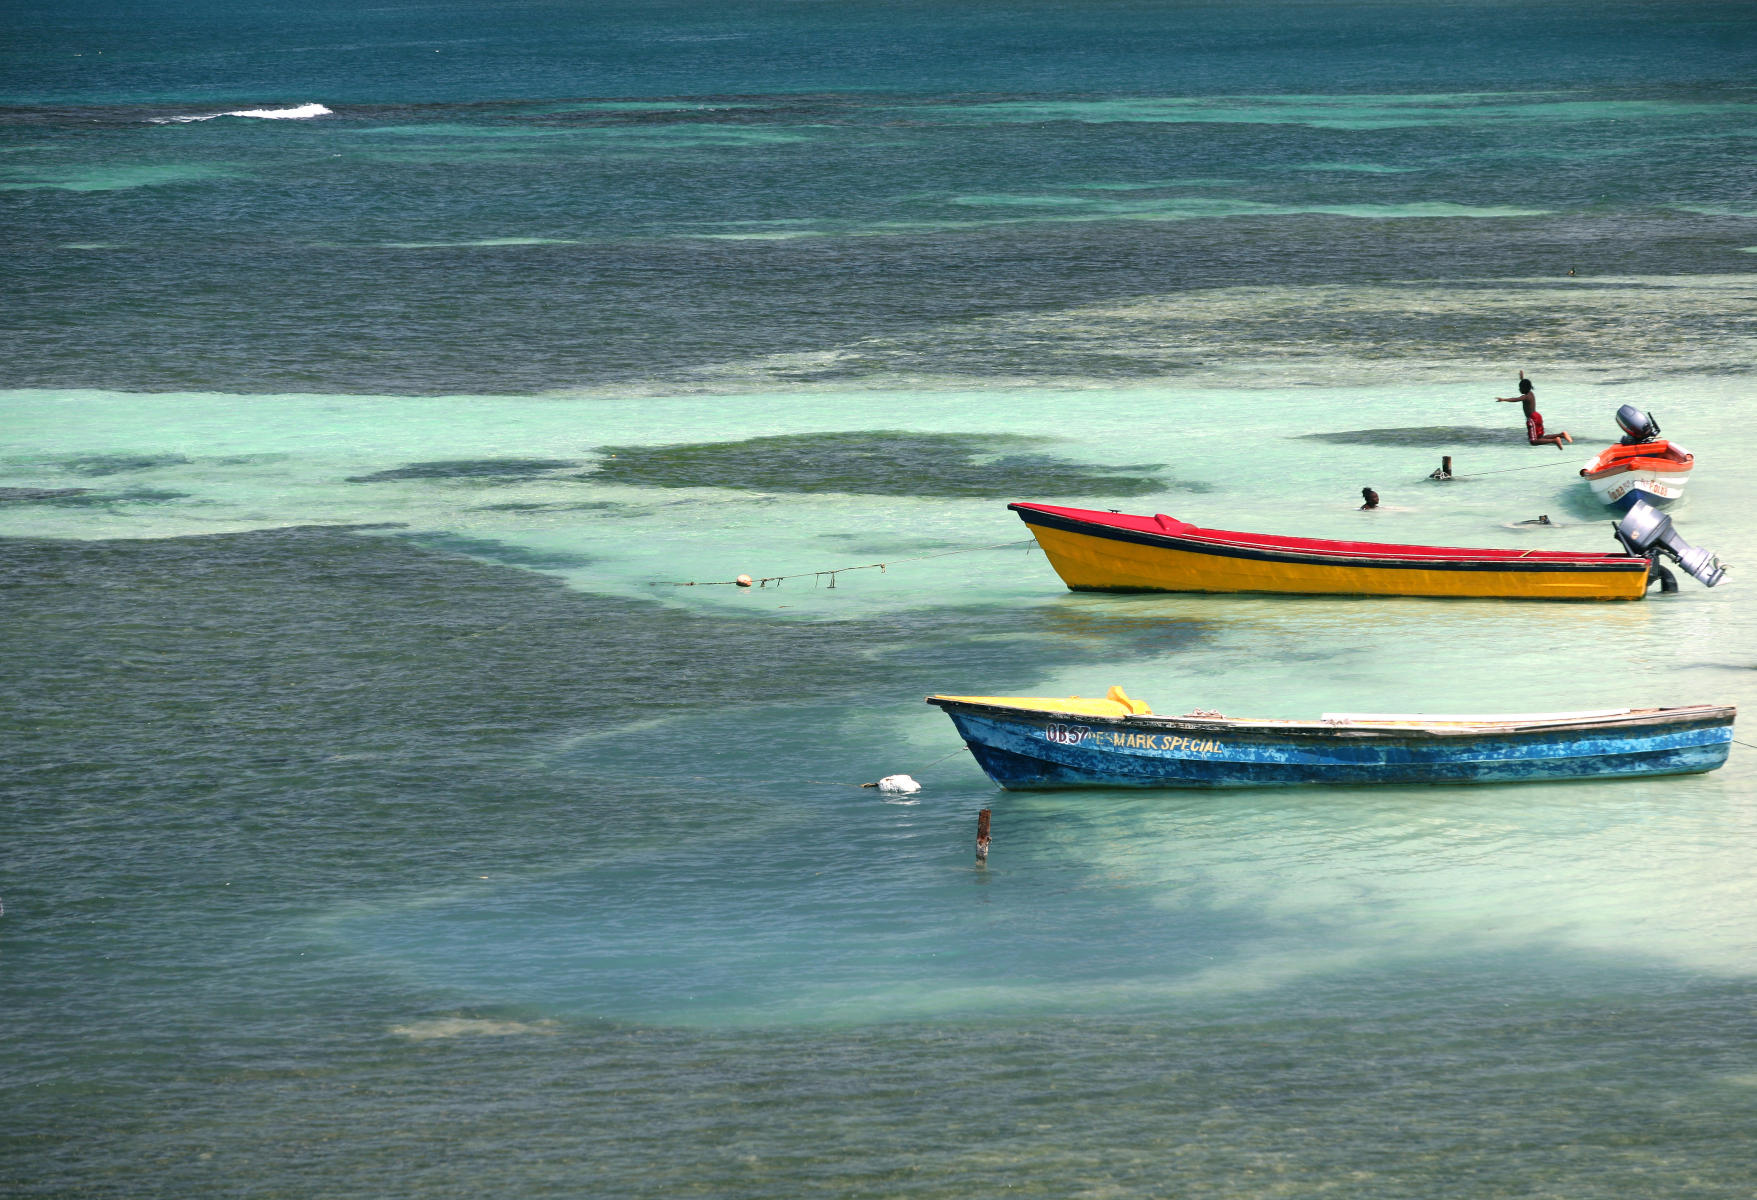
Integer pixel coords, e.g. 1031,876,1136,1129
6,2,1757,1196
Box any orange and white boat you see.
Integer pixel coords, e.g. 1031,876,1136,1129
1580,406,1693,511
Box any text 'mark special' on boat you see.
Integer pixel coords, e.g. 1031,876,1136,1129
1579,404,1694,511
1009,498,1724,601
926,687,1735,790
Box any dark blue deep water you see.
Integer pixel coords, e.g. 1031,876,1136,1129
6,4,1757,1197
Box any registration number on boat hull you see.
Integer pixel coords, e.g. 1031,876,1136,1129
1042,724,1222,754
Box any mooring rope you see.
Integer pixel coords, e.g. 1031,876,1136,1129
601,770,875,790
648,537,1036,589
579,754,971,792
1442,458,1585,481
915,745,974,771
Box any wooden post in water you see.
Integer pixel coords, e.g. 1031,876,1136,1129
975,809,991,862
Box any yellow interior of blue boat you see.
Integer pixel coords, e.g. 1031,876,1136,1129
931,685,1153,717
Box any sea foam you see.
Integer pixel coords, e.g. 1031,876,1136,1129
154,103,332,124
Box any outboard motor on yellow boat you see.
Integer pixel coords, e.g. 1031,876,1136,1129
1616,404,1662,445
1614,499,1725,591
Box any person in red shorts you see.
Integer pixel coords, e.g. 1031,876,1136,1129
1496,371,1573,448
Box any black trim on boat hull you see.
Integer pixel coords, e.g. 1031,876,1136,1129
1009,504,1648,576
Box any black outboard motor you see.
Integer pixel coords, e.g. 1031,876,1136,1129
1616,404,1662,445
1614,499,1725,590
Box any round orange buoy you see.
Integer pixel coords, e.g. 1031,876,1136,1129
736,574,753,587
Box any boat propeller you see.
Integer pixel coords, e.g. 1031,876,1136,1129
1614,500,1725,589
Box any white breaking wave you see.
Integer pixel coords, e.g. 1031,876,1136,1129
153,103,333,124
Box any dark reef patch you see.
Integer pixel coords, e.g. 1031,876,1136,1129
60,454,190,476
471,500,624,514
1,486,92,502
346,459,580,484
391,531,595,570
588,431,1176,498
0,527,1213,816
10,487,191,507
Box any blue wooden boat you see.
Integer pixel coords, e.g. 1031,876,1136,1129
927,688,1734,790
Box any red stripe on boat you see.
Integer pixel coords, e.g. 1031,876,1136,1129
1009,503,1636,565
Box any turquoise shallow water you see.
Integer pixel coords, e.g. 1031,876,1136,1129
7,2,1757,1196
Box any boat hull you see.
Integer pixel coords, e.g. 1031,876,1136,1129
1580,441,1693,511
930,698,1734,790
1586,469,1690,512
1012,504,1651,601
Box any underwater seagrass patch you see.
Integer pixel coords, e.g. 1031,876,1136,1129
0,487,189,507
0,487,92,502
470,500,625,514
588,431,1177,498
391,531,595,570
346,459,580,483
59,453,191,476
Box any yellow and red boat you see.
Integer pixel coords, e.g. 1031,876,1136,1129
1010,502,1657,601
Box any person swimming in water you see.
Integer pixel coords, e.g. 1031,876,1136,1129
1496,371,1573,449
1359,486,1380,509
